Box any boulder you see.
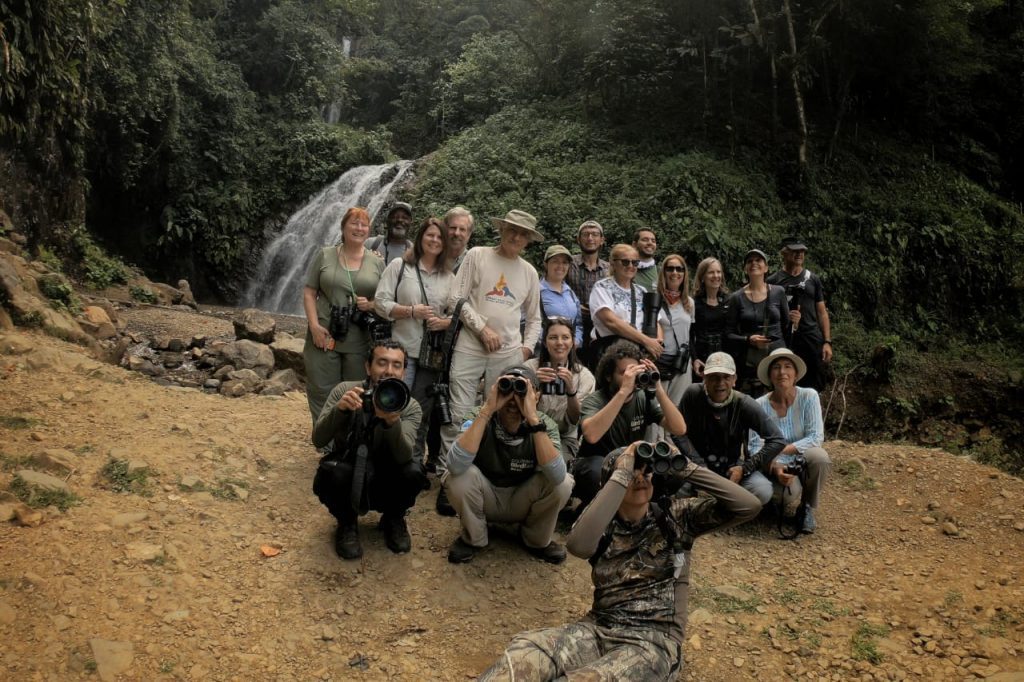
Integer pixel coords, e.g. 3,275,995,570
220,380,255,397
32,449,77,472
233,308,276,344
82,306,112,326
262,369,303,395
78,318,117,340
128,356,164,377
89,639,134,681
177,279,197,308
217,340,274,377
0,332,35,355
227,368,262,389
152,335,186,352
147,281,185,306
271,333,305,376
0,306,12,331
15,469,70,493
0,253,91,345
160,351,185,369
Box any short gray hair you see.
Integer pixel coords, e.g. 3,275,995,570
443,205,474,232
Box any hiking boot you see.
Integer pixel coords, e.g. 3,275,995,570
447,536,479,564
801,507,817,534
524,540,567,565
334,522,362,560
379,514,412,554
436,487,456,517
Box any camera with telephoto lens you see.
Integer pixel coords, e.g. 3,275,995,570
781,453,807,477
329,303,351,340
634,440,690,477
641,291,662,338
361,377,410,414
497,376,529,395
540,362,566,396
428,381,453,425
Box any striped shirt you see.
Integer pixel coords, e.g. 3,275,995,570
568,254,610,312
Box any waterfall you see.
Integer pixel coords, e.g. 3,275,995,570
241,161,413,314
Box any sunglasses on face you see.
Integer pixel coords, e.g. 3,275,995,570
616,259,640,267
663,265,685,273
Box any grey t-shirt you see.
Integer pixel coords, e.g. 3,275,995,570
579,389,664,459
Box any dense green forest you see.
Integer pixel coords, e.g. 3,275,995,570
2,0,1024,346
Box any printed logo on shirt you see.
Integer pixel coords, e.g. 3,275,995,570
486,273,517,307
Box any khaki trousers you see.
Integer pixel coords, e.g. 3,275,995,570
444,466,573,549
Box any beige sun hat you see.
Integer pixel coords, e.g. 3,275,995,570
757,347,807,387
491,209,545,243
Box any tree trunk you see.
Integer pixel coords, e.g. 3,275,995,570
781,0,808,170
748,0,778,142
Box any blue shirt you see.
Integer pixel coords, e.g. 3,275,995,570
748,387,824,456
539,279,583,347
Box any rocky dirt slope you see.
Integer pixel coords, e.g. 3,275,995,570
1,321,1023,681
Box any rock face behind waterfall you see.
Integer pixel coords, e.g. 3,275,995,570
242,161,413,315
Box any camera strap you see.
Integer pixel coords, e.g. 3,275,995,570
440,298,468,377
660,300,686,358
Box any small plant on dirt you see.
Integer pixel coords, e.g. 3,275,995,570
0,452,35,472
9,474,81,511
84,659,97,673
0,414,37,430
211,478,249,501
774,578,803,605
834,458,877,491
813,598,851,617
159,660,176,673
129,285,157,304
851,623,888,664
699,587,761,614
37,274,81,314
943,589,963,608
100,459,153,495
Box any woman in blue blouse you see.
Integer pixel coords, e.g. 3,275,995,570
747,348,831,533
539,245,583,347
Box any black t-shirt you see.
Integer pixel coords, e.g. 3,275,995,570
767,269,825,339
579,389,664,460
690,294,729,362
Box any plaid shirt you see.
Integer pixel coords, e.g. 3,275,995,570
568,254,610,312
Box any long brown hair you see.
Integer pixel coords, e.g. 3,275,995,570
404,217,452,273
656,253,693,314
539,317,582,372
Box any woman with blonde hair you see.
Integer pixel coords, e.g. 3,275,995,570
587,243,662,365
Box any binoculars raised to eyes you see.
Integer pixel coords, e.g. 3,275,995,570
635,369,660,388
497,376,529,395
635,440,689,476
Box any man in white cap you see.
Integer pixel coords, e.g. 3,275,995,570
436,209,544,514
676,352,786,505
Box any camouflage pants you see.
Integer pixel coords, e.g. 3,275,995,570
477,620,681,681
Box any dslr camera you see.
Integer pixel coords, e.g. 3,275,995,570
428,381,453,425
634,440,690,477
350,308,393,342
361,377,410,415
785,284,804,312
540,362,566,396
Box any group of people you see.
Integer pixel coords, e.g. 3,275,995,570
302,203,834,679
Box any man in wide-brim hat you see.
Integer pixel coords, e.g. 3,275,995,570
433,210,546,516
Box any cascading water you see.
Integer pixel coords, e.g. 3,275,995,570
242,161,413,314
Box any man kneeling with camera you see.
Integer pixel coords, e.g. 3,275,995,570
478,440,760,680
312,340,426,559
444,365,573,564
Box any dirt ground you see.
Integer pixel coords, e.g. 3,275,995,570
1,308,1023,681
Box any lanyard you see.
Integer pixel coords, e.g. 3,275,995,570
338,245,358,305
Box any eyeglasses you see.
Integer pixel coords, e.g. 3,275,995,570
663,265,685,273
615,259,640,267
579,230,602,238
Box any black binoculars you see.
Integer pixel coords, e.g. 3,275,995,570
635,440,689,476
635,369,660,389
498,376,529,395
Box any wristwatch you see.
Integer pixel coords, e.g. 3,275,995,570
523,422,547,434
823,340,833,345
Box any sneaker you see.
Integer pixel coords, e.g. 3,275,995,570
334,522,362,560
524,540,567,565
379,514,412,554
447,536,479,563
801,507,817,534
436,487,456,517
